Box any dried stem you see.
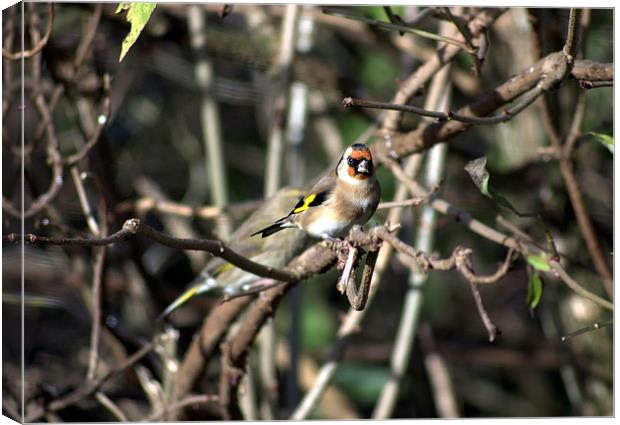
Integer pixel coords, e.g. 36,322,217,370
187,4,231,238
373,55,451,419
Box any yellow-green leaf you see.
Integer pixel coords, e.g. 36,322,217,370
589,132,613,154
526,253,550,272
115,2,156,62
465,157,522,216
526,271,544,310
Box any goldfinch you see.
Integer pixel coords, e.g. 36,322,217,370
160,187,309,320
251,143,381,240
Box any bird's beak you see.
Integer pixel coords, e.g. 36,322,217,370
357,159,370,174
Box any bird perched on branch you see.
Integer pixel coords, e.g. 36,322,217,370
252,143,381,240
159,187,309,320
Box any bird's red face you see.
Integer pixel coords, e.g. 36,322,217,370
345,145,374,180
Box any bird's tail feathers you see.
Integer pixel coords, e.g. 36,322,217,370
250,218,292,238
157,275,218,321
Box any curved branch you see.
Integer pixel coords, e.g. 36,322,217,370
2,3,54,60
64,74,112,166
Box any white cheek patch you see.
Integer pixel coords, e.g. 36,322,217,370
337,167,363,186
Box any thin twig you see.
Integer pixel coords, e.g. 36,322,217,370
94,392,127,422
346,85,544,125
64,74,111,166
561,319,613,341
549,261,613,311
441,7,475,51
562,9,578,60
467,280,500,342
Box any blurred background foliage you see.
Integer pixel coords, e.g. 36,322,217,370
2,3,613,420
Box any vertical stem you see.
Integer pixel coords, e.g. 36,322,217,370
260,5,299,418
187,4,230,238
264,4,299,196
285,6,313,412
372,20,454,419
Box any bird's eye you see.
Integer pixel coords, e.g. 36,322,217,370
347,157,357,167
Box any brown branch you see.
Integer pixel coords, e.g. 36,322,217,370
371,54,611,160
570,60,613,81
345,83,544,125
455,246,515,285
2,3,54,60
577,79,612,89
562,9,578,60
467,280,500,342
549,260,613,311
5,218,304,283
346,245,380,311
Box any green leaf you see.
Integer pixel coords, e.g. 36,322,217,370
526,270,544,310
526,253,551,272
588,132,613,154
464,157,525,217
115,2,156,62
